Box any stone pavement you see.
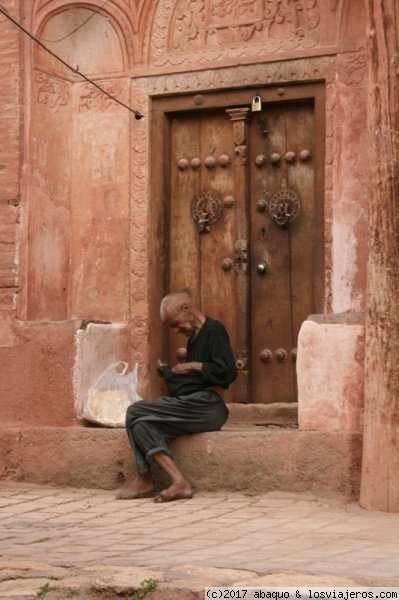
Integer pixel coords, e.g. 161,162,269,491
0,482,399,599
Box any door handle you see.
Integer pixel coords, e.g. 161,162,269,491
272,203,291,228
269,178,300,227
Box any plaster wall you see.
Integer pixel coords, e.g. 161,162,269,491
0,0,369,436
331,57,368,313
24,8,130,322
0,0,21,349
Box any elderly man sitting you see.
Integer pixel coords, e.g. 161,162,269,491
117,291,237,502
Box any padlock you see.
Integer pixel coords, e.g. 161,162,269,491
251,95,262,112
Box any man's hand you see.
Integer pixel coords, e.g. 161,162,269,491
171,361,203,375
156,360,169,378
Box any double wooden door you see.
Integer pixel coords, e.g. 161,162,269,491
151,85,325,403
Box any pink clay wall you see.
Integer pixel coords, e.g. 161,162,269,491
0,0,21,349
0,0,368,428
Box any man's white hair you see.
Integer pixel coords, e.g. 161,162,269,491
160,291,192,321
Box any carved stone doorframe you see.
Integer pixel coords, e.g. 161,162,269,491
144,69,331,398
132,49,369,395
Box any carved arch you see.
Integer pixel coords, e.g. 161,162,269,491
32,1,135,72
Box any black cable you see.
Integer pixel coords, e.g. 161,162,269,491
39,0,111,43
0,4,144,119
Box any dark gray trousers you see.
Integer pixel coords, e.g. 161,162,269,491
125,390,229,474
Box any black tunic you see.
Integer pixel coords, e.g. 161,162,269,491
162,316,238,396
125,316,237,473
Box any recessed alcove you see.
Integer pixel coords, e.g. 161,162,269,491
26,6,130,322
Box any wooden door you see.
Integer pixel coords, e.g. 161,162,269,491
167,110,239,405
249,102,317,403
150,86,324,403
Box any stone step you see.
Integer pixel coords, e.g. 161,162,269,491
227,402,298,426
0,420,362,500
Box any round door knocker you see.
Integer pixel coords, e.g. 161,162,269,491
192,189,223,233
269,178,301,228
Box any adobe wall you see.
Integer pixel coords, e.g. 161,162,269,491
0,0,368,430
0,0,21,348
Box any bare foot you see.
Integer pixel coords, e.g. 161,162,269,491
154,482,193,503
116,473,154,500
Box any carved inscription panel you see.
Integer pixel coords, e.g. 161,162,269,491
152,0,321,65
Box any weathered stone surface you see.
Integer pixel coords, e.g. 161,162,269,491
0,322,78,427
298,319,364,432
234,571,362,587
0,1,21,204
331,62,369,313
0,426,362,498
227,403,298,426
0,562,383,600
0,244,15,287
0,288,16,348
307,313,366,326
0,207,18,243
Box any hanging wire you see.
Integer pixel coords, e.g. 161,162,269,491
39,0,111,43
0,4,144,119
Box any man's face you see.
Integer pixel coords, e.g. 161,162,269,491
164,308,194,338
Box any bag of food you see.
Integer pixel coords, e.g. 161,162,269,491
83,361,142,427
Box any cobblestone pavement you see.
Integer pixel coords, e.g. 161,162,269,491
0,482,399,598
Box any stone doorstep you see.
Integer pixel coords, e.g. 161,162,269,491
226,402,298,426
81,402,298,429
0,425,362,500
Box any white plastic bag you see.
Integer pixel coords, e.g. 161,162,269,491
83,361,142,427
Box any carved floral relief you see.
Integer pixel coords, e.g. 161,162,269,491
152,0,321,65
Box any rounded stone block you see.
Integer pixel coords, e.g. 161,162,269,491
297,317,365,432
